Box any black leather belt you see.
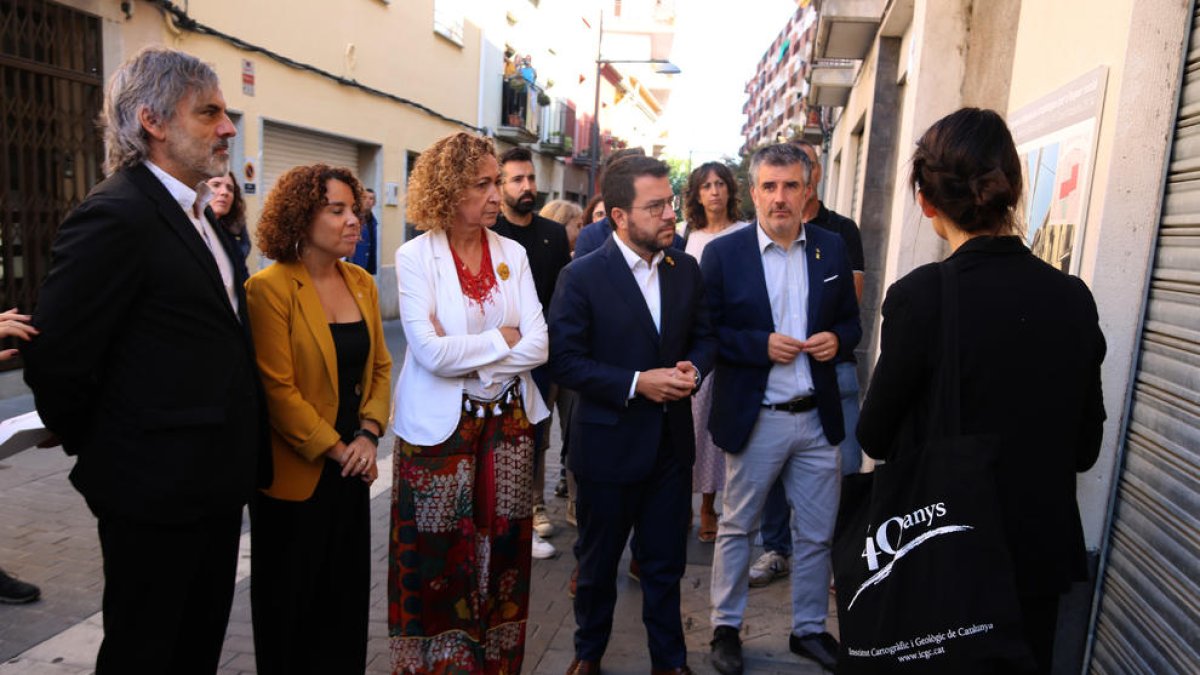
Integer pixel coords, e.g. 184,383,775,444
762,396,817,414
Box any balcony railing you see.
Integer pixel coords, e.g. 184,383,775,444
537,98,576,157
498,76,544,142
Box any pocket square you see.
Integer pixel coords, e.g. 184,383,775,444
823,274,839,282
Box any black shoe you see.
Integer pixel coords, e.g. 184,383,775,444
0,569,40,604
554,475,569,498
709,625,743,675
790,631,838,671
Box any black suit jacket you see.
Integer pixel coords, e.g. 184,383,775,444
548,237,716,483
700,222,861,453
23,163,269,524
857,236,1106,595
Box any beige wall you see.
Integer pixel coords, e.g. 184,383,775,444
1006,0,1190,545
820,0,1191,548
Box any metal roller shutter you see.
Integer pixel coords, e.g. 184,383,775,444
262,122,360,197
1089,6,1200,672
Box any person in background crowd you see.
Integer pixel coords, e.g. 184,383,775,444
0,309,40,606
541,199,584,253
584,195,607,229
350,187,378,273
751,139,868,587
206,171,251,260
492,147,572,561
858,108,1106,675
389,132,549,673
245,164,392,674
550,155,716,675
681,162,750,544
22,47,268,674
702,143,860,674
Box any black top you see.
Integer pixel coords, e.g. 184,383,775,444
330,321,369,443
807,202,865,273
857,236,1106,595
492,213,571,317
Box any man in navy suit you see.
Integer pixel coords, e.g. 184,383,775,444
700,144,860,674
549,155,716,674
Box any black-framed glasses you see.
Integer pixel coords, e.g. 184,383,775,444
632,194,681,218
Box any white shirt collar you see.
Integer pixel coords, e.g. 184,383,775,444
612,232,665,270
144,160,214,218
756,221,806,253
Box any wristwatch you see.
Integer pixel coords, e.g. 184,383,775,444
353,428,380,447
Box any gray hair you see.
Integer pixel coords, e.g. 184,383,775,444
102,47,219,175
748,143,812,187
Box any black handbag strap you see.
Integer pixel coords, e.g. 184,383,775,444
935,261,962,438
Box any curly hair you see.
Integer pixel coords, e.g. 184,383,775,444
406,132,497,231
257,164,363,262
683,162,740,230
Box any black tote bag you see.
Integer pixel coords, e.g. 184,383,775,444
832,262,1034,674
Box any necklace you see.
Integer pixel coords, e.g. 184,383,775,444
450,229,498,308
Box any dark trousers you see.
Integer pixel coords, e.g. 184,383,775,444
1019,594,1060,675
250,460,370,675
95,508,243,675
573,430,690,669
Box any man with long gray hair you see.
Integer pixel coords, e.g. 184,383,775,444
22,47,268,673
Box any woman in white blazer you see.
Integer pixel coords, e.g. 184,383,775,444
388,132,549,674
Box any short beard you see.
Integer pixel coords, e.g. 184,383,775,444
507,194,536,215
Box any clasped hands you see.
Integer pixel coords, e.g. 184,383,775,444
328,425,382,483
635,361,700,404
768,331,839,364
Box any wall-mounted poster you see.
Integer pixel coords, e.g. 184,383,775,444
1009,67,1108,275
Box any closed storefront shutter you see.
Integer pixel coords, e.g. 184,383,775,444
262,122,360,198
1089,6,1200,672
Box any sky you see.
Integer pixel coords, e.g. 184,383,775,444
660,0,800,164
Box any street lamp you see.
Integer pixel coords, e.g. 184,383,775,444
587,12,682,198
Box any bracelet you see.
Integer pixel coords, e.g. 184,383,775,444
353,428,379,447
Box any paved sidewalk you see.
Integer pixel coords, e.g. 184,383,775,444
0,323,837,674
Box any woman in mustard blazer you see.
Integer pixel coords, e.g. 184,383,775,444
245,164,392,675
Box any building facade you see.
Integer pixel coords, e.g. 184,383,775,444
740,5,820,156
805,0,1198,671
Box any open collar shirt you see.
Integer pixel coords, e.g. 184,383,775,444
758,222,814,404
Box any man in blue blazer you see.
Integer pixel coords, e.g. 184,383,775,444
700,144,860,674
549,155,716,675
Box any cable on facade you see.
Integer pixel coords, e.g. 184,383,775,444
150,0,484,134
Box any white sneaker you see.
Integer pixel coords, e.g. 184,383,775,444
533,505,556,537
531,532,557,560
748,551,790,587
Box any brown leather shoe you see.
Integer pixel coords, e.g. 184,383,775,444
566,658,601,674
651,666,692,674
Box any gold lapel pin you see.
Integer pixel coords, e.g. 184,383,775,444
664,255,675,267
497,262,511,280
815,248,822,261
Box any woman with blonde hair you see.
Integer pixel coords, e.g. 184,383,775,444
539,199,584,253
245,163,392,674
389,132,549,673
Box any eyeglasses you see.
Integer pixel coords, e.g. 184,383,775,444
632,194,681,218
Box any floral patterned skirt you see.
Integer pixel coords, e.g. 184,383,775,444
389,391,534,675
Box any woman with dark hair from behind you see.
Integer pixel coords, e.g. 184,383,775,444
857,108,1106,673
206,171,251,259
681,161,749,543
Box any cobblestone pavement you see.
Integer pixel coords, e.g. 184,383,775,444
0,323,836,674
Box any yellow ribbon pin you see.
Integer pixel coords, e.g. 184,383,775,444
664,255,675,267
497,262,510,280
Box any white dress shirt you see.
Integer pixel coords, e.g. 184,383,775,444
757,223,814,404
144,161,238,313
612,233,664,400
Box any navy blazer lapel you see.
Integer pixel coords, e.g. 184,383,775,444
737,223,775,330
804,225,826,329
601,238,660,343
129,166,239,322
657,251,678,350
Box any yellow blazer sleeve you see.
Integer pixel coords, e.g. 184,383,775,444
246,272,342,462
359,271,393,430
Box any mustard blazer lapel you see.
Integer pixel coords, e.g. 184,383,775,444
286,262,339,395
